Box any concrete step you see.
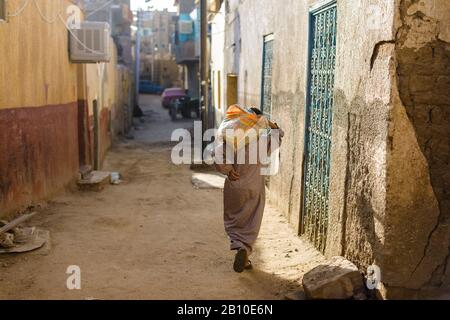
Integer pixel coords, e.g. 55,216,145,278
77,171,111,192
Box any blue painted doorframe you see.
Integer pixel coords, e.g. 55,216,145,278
301,0,337,253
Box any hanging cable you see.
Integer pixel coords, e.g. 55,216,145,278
8,0,117,21
7,0,30,17
85,0,116,18
6,0,113,56
32,0,61,23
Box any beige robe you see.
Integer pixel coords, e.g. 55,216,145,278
215,135,278,255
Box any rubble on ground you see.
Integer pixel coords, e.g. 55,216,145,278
0,213,50,254
0,232,15,248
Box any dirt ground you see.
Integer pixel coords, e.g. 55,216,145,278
0,95,324,300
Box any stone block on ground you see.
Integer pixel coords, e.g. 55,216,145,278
191,173,226,189
77,171,111,192
302,256,365,300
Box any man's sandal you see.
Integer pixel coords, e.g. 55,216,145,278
233,248,248,273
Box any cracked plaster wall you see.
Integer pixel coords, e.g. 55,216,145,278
382,0,450,298
327,0,449,298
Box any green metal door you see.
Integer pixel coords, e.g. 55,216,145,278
301,2,337,253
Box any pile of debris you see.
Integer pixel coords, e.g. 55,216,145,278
0,212,50,254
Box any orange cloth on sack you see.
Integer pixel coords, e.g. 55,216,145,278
217,105,270,150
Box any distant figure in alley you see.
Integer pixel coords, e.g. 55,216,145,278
214,106,283,273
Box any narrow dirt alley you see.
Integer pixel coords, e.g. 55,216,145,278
0,95,324,300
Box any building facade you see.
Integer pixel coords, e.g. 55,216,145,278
209,0,450,299
140,9,180,87
142,9,177,58
0,0,133,217
80,0,134,67
174,0,200,98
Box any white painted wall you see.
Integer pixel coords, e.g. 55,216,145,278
210,3,226,125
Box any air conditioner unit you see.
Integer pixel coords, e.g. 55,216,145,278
69,21,111,63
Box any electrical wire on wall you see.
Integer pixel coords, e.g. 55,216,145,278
6,0,116,55
32,0,61,23
7,0,30,17
85,0,115,18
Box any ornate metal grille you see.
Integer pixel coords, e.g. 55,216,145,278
301,3,337,253
261,34,274,119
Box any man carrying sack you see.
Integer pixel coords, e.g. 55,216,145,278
214,105,283,273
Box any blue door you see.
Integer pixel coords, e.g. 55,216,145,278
301,2,337,253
